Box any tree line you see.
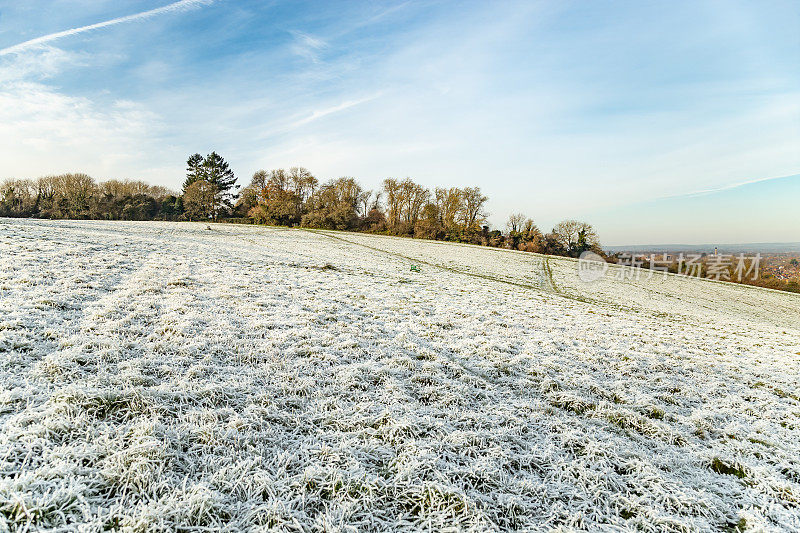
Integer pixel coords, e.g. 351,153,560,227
0,152,602,258
232,168,601,256
0,173,182,221
4,153,795,293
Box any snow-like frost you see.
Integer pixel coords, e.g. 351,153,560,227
0,219,799,531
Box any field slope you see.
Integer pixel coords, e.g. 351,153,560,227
1,219,799,531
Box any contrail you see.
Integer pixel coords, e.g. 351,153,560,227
0,0,214,56
292,94,381,129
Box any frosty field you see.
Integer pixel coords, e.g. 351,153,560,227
1,218,800,532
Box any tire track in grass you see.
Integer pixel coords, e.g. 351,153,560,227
239,228,795,402
222,227,717,339
319,228,800,335
290,229,542,390
299,229,773,482
306,229,795,339
301,230,691,443
305,229,553,292
202,224,798,520
303,229,637,312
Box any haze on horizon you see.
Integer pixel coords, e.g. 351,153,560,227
0,0,798,245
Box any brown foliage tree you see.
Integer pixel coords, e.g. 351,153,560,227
435,187,463,230
183,180,218,220
414,203,443,239
460,187,488,231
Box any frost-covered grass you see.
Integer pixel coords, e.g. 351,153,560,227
1,218,799,532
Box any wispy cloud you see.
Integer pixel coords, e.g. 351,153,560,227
289,30,328,63
0,80,163,180
0,46,84,82
291,94,380,129
658,173,800,200
0,0,214,57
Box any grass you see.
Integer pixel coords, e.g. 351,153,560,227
0,219,798,531
710,457,747,479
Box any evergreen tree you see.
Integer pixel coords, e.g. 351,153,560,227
203,151,237,207
181,152,238,218
575,228,589,257
183,153,205,192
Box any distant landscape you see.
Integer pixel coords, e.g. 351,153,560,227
3,152,799,295
606,243,800,254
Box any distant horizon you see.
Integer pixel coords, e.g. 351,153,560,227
604,241,800,253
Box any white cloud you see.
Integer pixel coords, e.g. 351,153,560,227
0,76,166,180
0,46,85,82
289,30,328,63
0,0,217,185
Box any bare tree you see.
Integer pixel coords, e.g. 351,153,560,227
358,190,374,218
414,202,441,239
370,191,382,212
460,187,488,230
398,178,429,226
301,177,362,230
266,169,289,192
435,187,462,229
43,173,96,218
0,179,36,215
551,219,599,254
382,178,402,229
331,177,362,210
289,167,317,205
506,213,526,234
522,219,541,240
248,170,269,191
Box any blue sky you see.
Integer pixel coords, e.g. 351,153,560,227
589,173,800,245
0,0,798,244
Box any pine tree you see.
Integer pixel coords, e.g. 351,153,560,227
575,228,589,257
203,152,237,197
183,153,205,192
181,152,238,218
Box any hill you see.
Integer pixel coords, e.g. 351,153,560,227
1,219,798,531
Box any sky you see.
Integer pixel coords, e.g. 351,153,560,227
0,0,798,245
